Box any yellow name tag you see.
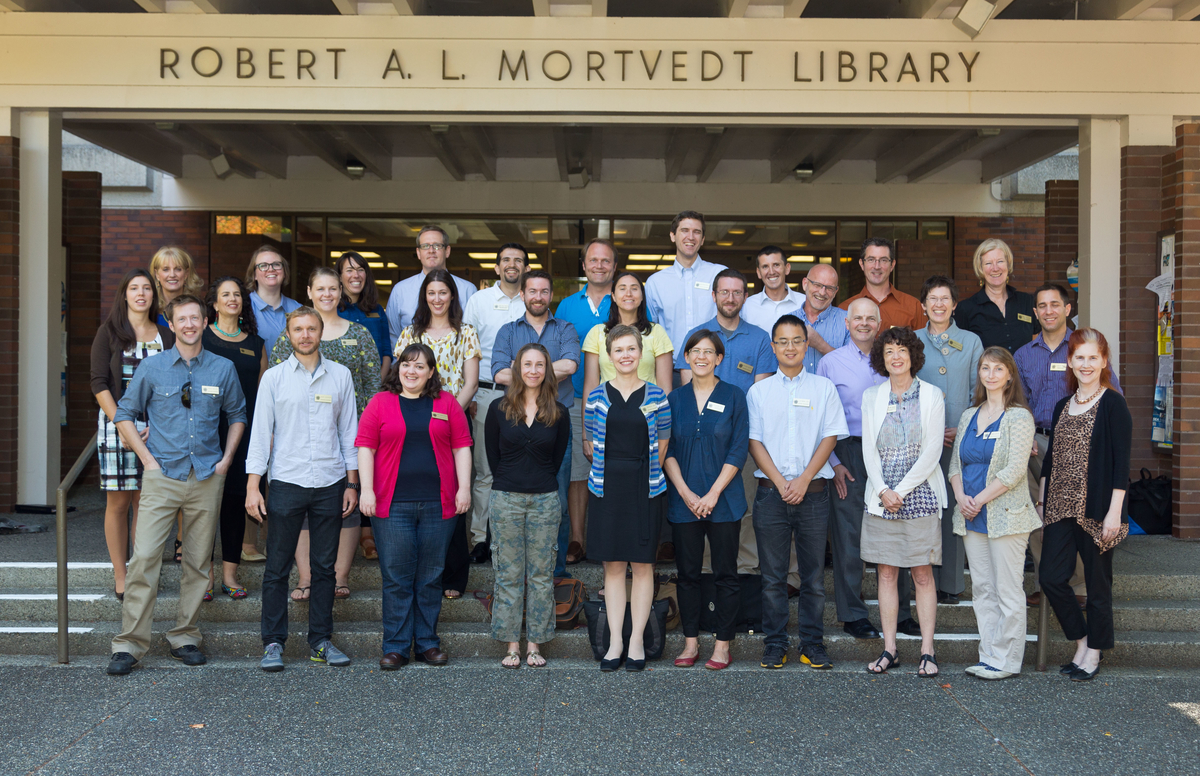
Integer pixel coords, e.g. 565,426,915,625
886,405,897,413
1050,363,1068,372
792,397,811,408
706,401,725,413
737,361,753,374
948,340,963,351
1017,313,1033,323
145,342,161,351
694,281,711,290
431,411,449,421
201,385,220,395
366,313,380,318
239,347,255,356
642,402,657,415
344,339,358,346
315,394,332,403
494,302,510,311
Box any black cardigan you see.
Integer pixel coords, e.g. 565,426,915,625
90,321,176,402
1042,389,1132,527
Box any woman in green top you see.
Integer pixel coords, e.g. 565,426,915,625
270,266,381,599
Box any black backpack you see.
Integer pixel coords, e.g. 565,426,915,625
1127,468,1172,535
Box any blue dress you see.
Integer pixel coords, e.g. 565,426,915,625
959,410,1004,534
664,380,749,524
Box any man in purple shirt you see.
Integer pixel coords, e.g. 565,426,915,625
1014,284,1122,607
816,297,886,640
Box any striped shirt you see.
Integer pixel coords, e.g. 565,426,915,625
583,381,671,498
1013,328,1123,429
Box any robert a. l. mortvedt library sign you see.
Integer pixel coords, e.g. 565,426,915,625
0,15,1198,118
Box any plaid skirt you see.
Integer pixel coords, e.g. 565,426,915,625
98,409,144,492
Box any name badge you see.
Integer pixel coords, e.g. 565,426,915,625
886,404,897,413
315,394,332,404
239,347,255,356
201,385,220,395
1050,363,1068,372
344,339,358,346
737,361,753,374
985,431,1002,440
493,302,510,311
145,342,161,351
706,401,725,413
694,281,710,290
431,411,449,421
1017,313,1033,323
792,397,811,408
366,313,381,318
948,339,963,351
641,402,657,415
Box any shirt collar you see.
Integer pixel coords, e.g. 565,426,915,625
773,368,807,387
165,345,204,367
1033,327,1072,353
519,311,557,328
251,291,285,313
705,316,748,338
924,321,960,342
491,283,520,301
672,256,706,274
286,352,325,377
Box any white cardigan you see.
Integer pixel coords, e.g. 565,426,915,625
860,378,948,518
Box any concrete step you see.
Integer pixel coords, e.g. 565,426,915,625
2,619,1197,668
5,587,1198,634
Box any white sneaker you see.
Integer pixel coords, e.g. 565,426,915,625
965,662,988,677
977,666,1015,680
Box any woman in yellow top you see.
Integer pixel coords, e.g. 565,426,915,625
582,270,674,411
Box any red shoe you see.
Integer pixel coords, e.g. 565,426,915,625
674,656,697,667
705,657,732,671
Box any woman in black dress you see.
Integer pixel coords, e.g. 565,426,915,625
583,325,672,672
202,276,267,599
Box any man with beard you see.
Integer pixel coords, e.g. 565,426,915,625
462,243,529,563
386,224,476,346
838,238,926,331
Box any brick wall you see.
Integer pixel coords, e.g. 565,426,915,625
894,238,953,299
62,173,104,484
101,210,211,304
1171,124,1200,539
0,138,17,510
953,216,1044,293
209,233,289,293
1044,181,1079,291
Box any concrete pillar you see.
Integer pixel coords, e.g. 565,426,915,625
17,110,63,505
1077,117,1122,361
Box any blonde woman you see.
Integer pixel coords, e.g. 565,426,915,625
149,246,206,328
952,238,1039,353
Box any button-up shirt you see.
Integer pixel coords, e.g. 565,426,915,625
340,303,391,364
800,304,850,374
839,285,927,330
492,313,581,405
385,270,477,347
954,286,1039,354
741,288,806,336
246,355,359,489
554,287,612,399
747,369,848,481
1014,328,1124,428
916,322,984,429
463,283,526,380
646,256,722,351
250,291,301,355
674,317,777,394
114,346,247,482
816,342,887,467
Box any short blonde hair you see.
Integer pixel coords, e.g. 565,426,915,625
972,238,1014,283
149,246,206,308
605,323,643,354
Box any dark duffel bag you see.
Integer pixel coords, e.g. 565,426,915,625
582,598,669,661
697,573,763,634
1128,468,1172,535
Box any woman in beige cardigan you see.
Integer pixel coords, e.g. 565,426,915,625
948,346,1041,680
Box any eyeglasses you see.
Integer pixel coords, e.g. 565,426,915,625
180,382,192,409
805,279,839,295
862,257,893,267
715,289,745,299
773,337,808,347
687,348,718,357
417,242,448,252
256,262,284,272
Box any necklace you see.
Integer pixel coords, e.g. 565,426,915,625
213,322,241,338
1074,385,1103,405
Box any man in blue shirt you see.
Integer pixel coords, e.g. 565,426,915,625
107,295,247,676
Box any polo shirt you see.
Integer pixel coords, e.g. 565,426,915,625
462,283,526,380
954,286,1039,354
741,288,805,335
674,316,777,394
385,270,476,348
839,285,927,330
747,368,848,481
554,287,612,399
915,322,984,429
492,313,581,405
645,256,722,351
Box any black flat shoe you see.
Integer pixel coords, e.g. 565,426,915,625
896,618,923,637
1069,665,1101,682
625,658,646,672
1059,661,1079,675
599,657,623,672
114,588,124,603
843,619,881,640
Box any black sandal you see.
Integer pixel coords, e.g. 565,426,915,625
866,650,899,674
917,653,939,678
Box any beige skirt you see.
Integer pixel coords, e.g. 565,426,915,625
860,512,942,567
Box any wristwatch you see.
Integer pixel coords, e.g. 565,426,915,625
346,482,361,492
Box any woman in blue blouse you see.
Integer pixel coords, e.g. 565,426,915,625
583,324,671,672
663,329,748,671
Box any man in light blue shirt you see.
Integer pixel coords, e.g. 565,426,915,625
246,245,301,352
799,263,850,373
385,225,476,346
646,211,722,359
741,246,805,335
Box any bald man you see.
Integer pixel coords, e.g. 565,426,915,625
799,264,850,373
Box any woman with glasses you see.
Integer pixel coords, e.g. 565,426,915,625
663,329,748,671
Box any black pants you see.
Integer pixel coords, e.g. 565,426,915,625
442,514,470,594
1040,518,1115,650
673,519,741,641
261,478,344,649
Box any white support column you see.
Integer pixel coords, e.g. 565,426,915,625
1077,117,1122,365
17,110,62,505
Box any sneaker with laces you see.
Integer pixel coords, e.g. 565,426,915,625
760,646,788,669
965,662,989,677
261,642,285,672
799,643,833,670
310,640,351,666
106,652,138,676
169,644,207,666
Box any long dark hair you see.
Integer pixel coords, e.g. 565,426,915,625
411,268,463,339
104,269,160,353
336,251,380,313
382,343,443,398
499,343,561,426
603,270,652,336
204,276,259,338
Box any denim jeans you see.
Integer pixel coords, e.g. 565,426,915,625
261,478,345,649
372,501,456,655
754,485,829,650
553,416,572,579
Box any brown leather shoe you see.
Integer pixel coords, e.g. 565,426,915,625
1026,592,1042,606
414,647,448,666
379,652,409,670
1075,595,1087,610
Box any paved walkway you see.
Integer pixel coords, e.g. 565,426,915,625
4,656,1199,775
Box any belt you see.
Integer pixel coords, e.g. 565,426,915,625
1035,427,1052,436
478,380,498,391
844,435,862,443
757,477,826,494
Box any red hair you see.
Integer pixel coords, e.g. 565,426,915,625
1065,327,1117,394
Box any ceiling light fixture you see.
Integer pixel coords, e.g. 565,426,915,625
953,0,998,38
345,158,366,179
793,162,814,179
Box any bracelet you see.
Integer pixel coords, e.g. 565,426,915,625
345,482,361,492
1035,500,1043,507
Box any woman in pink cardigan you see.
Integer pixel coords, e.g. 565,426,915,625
357,343,472,670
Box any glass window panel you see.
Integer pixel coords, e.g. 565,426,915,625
245,215,288,242
869,221,918,241
920,221,950,240
296,217,323,243
215,215,242,235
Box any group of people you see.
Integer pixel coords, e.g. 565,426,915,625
92,214,1131,683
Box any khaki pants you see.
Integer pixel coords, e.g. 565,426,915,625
705,460,800,588
1027,432,1085,596
469,386,504,547
111,469,225,659
964,530,1031,674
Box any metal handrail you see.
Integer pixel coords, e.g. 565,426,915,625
1036,591,1050,672
56,431,97,665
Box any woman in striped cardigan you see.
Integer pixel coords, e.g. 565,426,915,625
583,324,672,672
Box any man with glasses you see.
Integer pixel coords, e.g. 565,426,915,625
245,245,301,351
838,238,927,331
106,295,247,675
385,224,477,348
647,211,722,366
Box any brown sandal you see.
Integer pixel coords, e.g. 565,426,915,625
360,535,378,560
334,585,350,599
566,541,586,565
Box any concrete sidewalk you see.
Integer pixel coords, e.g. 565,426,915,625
4,656,1198,776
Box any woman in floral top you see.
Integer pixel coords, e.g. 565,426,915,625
269,266,381,600
394,268,481,597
